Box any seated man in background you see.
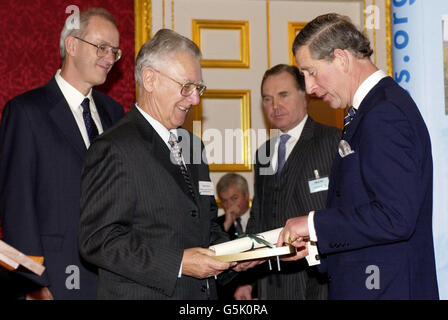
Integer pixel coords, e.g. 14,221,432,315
216,173,251,239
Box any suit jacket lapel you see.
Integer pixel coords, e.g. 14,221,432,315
46,78,86,158
344,77,392,141
127,106,197,206
282,117,314,212
93,90,113,130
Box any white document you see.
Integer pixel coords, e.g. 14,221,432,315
209,228,283,255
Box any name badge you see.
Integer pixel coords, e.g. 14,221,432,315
199,181,215,196
308,177,329,193
308,170,329,193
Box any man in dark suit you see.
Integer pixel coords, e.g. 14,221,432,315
215,173,251,299
0,8,124,299
279,13,439,299
78,29,240,299
234,64,340,300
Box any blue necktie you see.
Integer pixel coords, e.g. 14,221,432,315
343,106,356,136
276,134,291,176
81,98,99,143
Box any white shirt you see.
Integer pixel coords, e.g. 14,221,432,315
308,70,388,242
236,209,251,233
54,69,104,148
271,114,308,172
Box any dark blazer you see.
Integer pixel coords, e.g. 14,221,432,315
78,105,229,299
0,77,124,299
315,77,439,299
246,117,340,299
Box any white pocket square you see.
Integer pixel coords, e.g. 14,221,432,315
338,140,355,158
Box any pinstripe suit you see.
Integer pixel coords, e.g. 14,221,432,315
246,116,340,299
78,106,228,299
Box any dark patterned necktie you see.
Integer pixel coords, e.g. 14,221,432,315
81,98,99,143
276,134,291,176
168,132,195,199
234,217,244,236
343,106,357,136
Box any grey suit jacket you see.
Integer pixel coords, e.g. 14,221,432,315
246,116,340,299
78,105,228,299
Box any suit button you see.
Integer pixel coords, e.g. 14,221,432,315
191,210,197,217
335,191,341,197
201,285,207,292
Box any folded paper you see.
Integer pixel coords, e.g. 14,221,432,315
210,228,283,256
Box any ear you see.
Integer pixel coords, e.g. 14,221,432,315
141,68,156,93
65,35,77,58
333,48,350,73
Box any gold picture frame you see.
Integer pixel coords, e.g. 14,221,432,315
287,22,307,66
192,19,250,68
194,89,252,172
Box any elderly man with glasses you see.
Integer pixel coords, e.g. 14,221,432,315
0,8,124,299
78,29,253,300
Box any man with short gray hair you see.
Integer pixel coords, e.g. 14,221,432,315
78,29,242,299
0,8,124,299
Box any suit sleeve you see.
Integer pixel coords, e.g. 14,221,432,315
0,100,50,287
78,138,183,296
315,101,426,253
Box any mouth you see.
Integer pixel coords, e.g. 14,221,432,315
177,105,190,112
96,63,112,73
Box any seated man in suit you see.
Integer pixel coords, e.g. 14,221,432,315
78,29,257,299
279,13,439,299
215,173,251,299
216,173,251,239
0,8,124,299
234,64,340,300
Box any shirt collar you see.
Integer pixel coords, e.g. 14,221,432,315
55,69,93,112
352,70,388,110
135,103,175,148
279,114,308,141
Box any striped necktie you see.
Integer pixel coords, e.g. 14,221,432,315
343,106,357,136
81,98,99,143
168,132,195,199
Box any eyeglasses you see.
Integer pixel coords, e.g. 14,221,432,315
153,69,206,97
74,36,122,62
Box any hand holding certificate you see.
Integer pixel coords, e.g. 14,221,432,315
209,228,296,263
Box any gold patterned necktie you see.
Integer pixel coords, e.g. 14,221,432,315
168,132,195,199
343,106,357,136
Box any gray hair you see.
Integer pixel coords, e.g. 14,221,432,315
134,29,202,87
292,13,373,61
59,8,117,60
217,173,249,197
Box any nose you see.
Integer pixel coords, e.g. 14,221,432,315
304,74,317,95
271,98,279,110
187,88,201,106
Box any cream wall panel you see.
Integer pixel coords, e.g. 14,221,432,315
269,1,362,66
201,29,241,60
